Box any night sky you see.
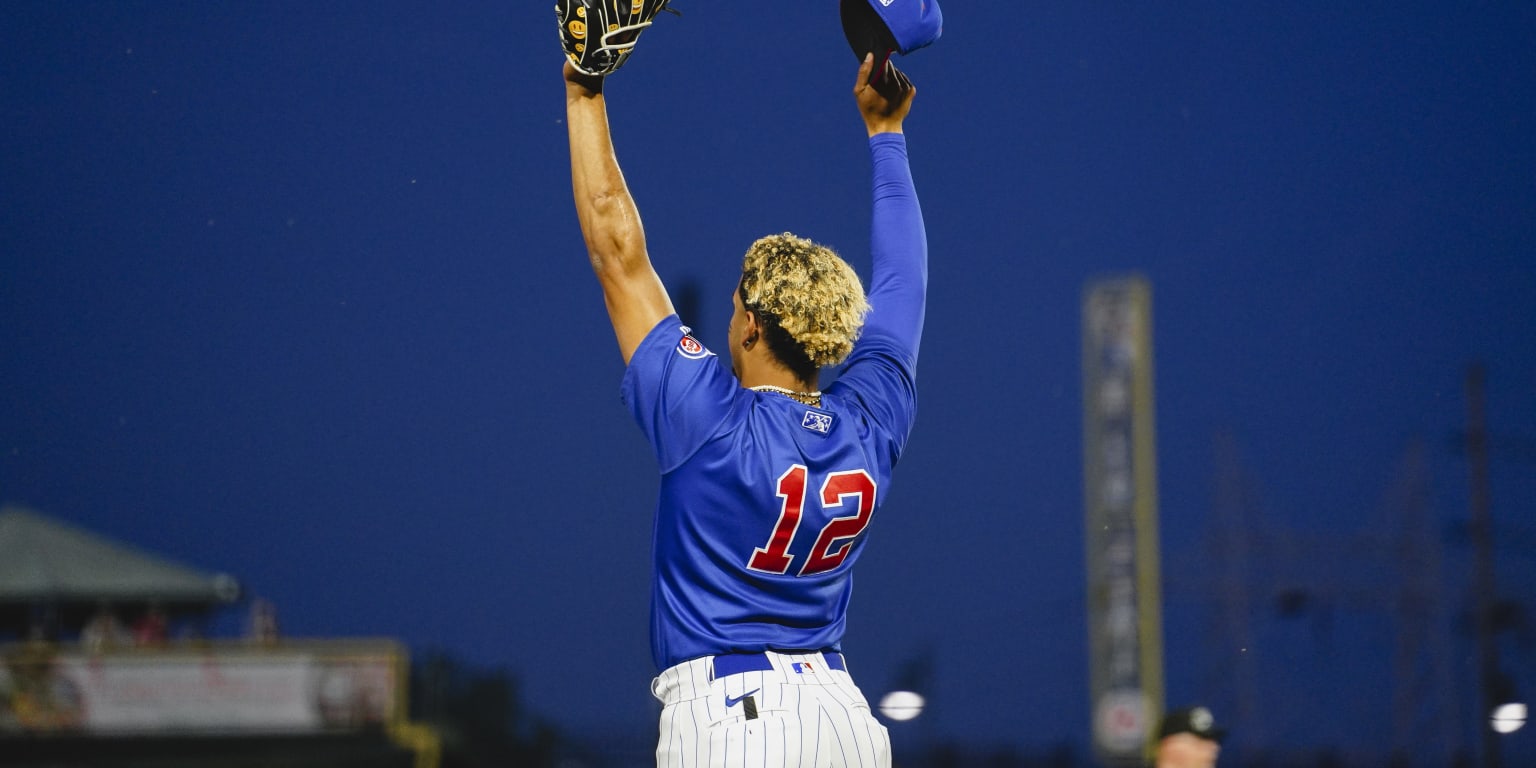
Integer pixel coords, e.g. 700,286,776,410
3,1,1534,763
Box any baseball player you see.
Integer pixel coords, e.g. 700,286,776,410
561,29,929,768
1152,707,1226,768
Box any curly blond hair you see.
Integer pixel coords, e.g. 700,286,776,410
739,233,870,375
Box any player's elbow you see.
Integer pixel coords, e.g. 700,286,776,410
577,194,646,269
584,233,648,282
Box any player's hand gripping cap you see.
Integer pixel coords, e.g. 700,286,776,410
841,0,943,59
556,0,679,77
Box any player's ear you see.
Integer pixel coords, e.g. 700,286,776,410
741,310,761,349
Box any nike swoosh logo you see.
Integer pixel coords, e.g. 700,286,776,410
725,688,761,708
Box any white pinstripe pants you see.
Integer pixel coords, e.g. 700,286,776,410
651,651,891,768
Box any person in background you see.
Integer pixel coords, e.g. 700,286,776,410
80,603,130,652
1153,706,1226,768
131,605,169,647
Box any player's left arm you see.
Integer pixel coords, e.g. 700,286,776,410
829,56,925,448
564,62,675,365
856,54,926,361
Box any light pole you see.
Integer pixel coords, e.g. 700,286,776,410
1465,363,1502,768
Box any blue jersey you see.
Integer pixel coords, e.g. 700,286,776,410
621,134,927,670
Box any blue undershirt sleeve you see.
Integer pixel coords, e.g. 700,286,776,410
863,133,927,363
826,133,927,455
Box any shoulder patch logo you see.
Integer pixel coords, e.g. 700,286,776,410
801,410,833,434
675,325,712,360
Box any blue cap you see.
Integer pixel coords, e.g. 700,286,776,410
841,0,943,57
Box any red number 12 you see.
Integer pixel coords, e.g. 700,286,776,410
747,465,876,577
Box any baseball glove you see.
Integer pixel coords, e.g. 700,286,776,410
556,0,678,77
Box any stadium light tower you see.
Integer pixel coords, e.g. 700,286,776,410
1465,364,1503,768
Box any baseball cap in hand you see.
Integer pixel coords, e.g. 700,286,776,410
840,0,943,58
1159,706,1227,743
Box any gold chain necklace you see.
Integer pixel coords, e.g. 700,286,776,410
750,384,823,407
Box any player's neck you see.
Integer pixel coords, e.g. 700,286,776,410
740,375,818,394
736,358,817,395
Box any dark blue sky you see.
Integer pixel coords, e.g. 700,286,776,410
4,1,1534,762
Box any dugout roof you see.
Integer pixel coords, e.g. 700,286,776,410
0,505,240,609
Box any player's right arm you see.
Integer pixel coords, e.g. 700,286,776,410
564,62,675,365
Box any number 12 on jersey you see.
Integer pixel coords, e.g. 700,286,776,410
747,465,877,577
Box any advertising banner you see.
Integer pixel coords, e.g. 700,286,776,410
0,643,401,736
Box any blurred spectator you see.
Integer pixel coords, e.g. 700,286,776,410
80,605,130,653
131,605,169,647
1153,706,1225,768
249,598,279,645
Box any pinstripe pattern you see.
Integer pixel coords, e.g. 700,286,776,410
652,652,891,768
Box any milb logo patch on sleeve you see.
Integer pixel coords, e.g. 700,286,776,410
800,410,833,434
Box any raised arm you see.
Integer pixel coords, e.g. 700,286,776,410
564,62,674,364
853,54,927,359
